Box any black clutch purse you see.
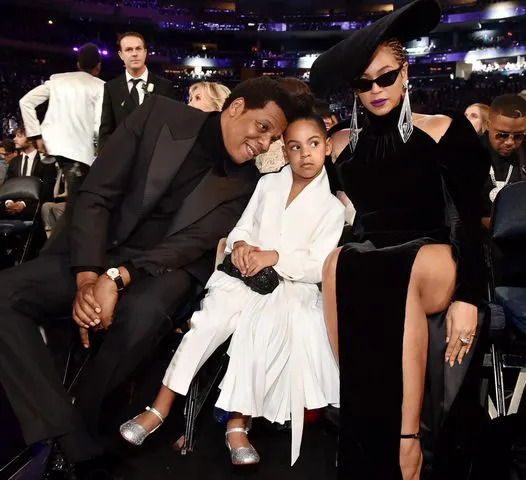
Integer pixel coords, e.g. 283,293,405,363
217,254,280,295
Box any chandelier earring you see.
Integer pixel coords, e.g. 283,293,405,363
397,80,413,143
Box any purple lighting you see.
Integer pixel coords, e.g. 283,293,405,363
101,50,108,56
73,47,79,52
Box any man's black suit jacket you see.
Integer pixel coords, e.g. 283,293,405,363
98,71,176,152
64,95,259,286
0,153,56,219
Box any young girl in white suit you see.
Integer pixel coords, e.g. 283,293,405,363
120,113,345,466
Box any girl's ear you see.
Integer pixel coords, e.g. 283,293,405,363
282,144,289,162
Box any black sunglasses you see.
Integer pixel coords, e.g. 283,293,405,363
494,131,525,142
351,66,403,93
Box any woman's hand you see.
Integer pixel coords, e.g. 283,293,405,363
444,300,478,366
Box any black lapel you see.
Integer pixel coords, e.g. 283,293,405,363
30,153,40,176
141,124,198,215
166,171,256,236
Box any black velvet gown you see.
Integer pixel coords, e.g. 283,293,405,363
335,104,490,479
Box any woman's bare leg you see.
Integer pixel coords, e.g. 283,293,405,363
400,245,456,480
132,384,177,432
226,412,251,448
322,247,342,364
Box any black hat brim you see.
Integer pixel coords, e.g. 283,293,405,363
310,0,442,96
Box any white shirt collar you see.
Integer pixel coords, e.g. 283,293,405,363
23,149,38,162
125,67,149,85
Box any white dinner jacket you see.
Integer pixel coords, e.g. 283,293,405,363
19,71,105,167
226,165,345,284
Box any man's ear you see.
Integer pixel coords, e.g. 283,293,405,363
227,97,245,118
325,137,333,156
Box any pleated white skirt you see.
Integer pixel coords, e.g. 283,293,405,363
162,270,339,465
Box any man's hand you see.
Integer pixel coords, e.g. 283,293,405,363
231,241,260,275
92,274,119,330
5,201,25,215
73,272,101,348
245,250,279,277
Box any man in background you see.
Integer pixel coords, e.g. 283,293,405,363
19,43,105,219
0,138,17,184
0,127,56,219
98,31,176,151
481,93,526,229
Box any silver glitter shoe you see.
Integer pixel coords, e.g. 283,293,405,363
119,406,165,446
225,427,260,465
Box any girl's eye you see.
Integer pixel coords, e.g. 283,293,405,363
290,145,300,151
311,141,319,147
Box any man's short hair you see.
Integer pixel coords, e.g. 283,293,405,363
78,43,101,70
1,138,16,154
13,126,25,136
117,32,146,50
222,77,299,123
490,94,526,119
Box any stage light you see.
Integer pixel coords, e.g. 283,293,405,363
48,19,53,25
73,47,79,52
101,50,108,56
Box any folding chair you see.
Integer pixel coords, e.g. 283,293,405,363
486,181,526,418
179,238,230,455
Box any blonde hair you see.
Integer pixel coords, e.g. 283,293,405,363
467,103,489,134
189,81,231,111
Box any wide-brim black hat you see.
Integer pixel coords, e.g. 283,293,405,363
310,0,442,96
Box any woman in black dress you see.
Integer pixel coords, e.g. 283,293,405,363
310,1,490,478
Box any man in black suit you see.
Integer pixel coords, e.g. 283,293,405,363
0,126,56,219
0,76,296,478
98,31,176,152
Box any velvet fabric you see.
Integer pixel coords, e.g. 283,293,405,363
335,108,490,478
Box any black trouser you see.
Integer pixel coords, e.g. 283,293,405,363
0,252,195,462
55,157,90,231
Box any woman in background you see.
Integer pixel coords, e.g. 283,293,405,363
188,81,231,112
465,102,489,136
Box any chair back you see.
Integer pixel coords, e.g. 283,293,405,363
0,176,42,203
491,181,526,288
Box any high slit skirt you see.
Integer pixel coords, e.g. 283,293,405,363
335,238,485,479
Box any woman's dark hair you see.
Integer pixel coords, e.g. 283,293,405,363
222,76,299,123
381,38,407,66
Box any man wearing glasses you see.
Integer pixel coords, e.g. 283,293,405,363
481,93,526,230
